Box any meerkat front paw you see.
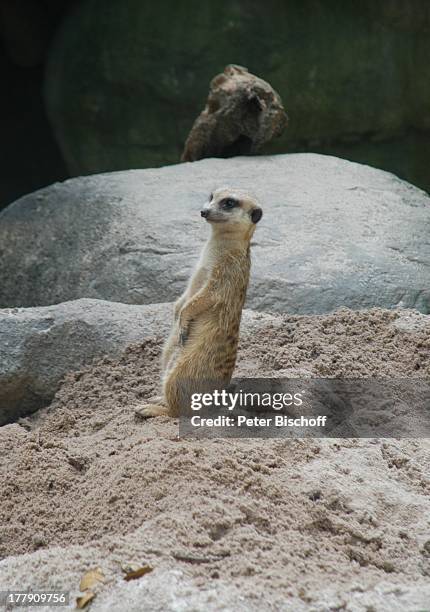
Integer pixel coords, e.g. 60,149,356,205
178,313,190,345
179,325,189,346
174,293,189,321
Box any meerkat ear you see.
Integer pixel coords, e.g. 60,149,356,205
251,208,263,224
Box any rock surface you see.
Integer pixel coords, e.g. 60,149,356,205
44,0,430,174
0,300,169,425
0,154,429,314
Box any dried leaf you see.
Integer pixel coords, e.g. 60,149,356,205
79,568,105,591
123,564,153,581
120,562,142,574
76,591,95,609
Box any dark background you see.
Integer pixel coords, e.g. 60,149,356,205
0,1,70,209
2,0,430,211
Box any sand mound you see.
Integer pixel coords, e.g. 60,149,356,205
1,308,429,611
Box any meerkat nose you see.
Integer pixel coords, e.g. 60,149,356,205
201,209,209,218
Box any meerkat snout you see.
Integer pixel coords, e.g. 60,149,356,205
200,188,263,228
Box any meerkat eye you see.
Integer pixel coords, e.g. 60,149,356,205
221,197,238,210
209,193,213,201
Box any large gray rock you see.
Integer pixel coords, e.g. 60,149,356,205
0,299,276,425
0,299,170,425
0,154,429,314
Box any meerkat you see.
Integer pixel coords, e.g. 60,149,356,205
136,187,263,418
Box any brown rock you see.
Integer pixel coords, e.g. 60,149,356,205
182,65,287,161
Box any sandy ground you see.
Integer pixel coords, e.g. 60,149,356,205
0,307,429,611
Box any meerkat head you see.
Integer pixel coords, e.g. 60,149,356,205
200,188,263,235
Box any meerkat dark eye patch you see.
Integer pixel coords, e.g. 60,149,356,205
220,197,239,210
209,193,213,201
251,208,263,224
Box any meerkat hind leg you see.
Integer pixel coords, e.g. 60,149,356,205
135,402,170,418
134,394,169,418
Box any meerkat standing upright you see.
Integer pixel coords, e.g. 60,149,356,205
137,187,263,418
